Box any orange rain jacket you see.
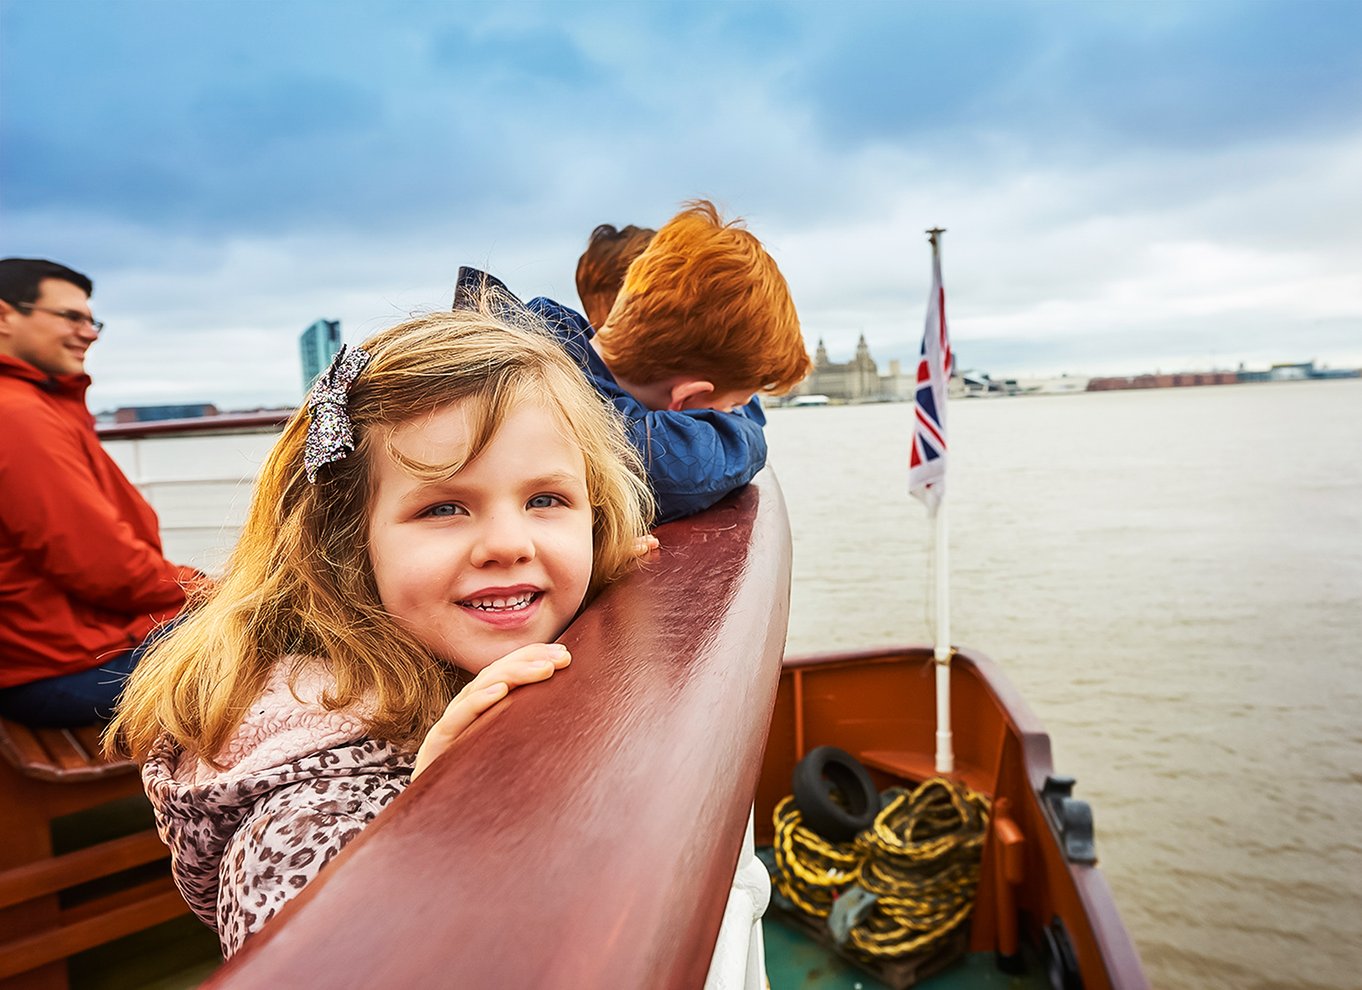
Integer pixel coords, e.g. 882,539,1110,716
0,354,194,688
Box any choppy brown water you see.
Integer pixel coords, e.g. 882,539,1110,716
765,379,1362,990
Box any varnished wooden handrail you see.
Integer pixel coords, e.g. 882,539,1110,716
204,469,792,989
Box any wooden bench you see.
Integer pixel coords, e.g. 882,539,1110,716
0,719,190,989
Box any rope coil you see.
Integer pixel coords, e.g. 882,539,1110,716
772,776,991,959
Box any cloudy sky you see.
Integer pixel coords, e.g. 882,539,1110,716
4,0,1360,411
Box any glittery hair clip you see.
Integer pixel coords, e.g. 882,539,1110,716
303,344,372,483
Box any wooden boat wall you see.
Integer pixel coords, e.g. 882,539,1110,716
89,414,1147,989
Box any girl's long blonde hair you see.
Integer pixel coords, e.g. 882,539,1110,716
108,303,653,765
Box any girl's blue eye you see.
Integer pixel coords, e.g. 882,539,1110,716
527,494,563,509
425,503,464,517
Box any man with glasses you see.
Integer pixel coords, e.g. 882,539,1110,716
0,258,204,726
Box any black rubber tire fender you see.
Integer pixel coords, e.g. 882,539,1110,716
791,745,880,843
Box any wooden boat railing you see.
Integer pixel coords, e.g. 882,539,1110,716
198,470,793,988
98,411,293,441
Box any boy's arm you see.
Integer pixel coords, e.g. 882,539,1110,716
508,287,770,523
627,400,767,524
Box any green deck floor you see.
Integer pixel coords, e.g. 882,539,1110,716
64,906,1045,989
763,915,1050,990
68,916,220,990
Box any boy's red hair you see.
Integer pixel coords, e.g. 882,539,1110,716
596,200,811,395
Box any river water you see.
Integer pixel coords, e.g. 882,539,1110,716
764,379,1362,990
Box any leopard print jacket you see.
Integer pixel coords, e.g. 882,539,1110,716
141,661,414,957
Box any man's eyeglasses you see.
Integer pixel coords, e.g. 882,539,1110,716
12,303,104,334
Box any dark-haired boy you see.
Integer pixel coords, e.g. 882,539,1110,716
575,223,655,331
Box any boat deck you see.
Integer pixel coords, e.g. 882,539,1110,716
68,913,1051,990
69,917,218,990
764,914,1050,990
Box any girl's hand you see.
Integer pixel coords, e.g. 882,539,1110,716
411,642,571,780
633,534,660,558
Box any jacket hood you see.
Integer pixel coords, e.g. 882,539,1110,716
141,660,410,929
451,265,596,363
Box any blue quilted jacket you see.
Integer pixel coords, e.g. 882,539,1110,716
453,268,767,524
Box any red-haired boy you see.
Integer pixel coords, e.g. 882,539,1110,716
457,200,811,522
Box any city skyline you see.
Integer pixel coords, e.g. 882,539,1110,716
94,325,1352,416
800,332,1355,379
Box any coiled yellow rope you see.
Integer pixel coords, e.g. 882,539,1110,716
772,776,991,959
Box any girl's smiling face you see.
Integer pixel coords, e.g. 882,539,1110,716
366,397,595,673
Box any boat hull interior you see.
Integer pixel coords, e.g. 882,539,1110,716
758,647,1146,989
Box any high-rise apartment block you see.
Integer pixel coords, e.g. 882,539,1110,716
299,319,342,393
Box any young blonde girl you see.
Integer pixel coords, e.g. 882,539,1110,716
107,304,653,956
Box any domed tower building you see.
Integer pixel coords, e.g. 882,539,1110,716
795,335,886,401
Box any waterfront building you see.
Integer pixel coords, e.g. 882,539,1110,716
956,369,1020,397
1087,371,1237,391
299,319,342,393
1262,361,1359,381
1010,374,1091,395
1089,360,1358,391
795,335,913,402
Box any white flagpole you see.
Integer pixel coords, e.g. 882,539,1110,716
927,228,954,776
933,498,953,774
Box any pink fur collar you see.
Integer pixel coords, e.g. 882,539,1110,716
174,658,374,786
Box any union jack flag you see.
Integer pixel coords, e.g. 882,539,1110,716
908,241,952,512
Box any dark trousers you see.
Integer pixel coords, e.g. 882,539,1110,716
0,622,178,727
